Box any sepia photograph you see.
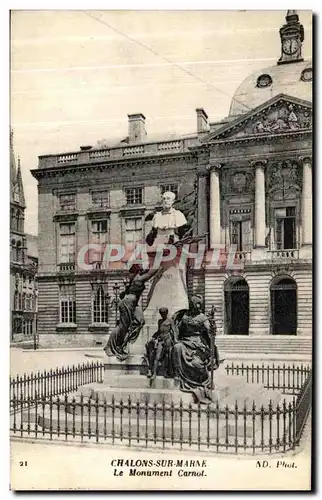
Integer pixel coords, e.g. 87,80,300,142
9,8,312,491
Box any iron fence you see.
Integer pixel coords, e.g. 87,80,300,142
226,362,311,393
11,393,298,454
10,361,311,454
10,361,104,409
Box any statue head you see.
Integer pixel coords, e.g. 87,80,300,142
189,294,204,313
162,191,176,210
158,307,168,320
128,263,144,276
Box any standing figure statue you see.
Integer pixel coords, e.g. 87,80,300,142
104,264,160,361
171,295,221,404
144,307,174,382
144,191,190,324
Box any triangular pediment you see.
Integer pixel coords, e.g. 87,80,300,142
204,94,312,143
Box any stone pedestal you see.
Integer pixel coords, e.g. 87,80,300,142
144,264,188,328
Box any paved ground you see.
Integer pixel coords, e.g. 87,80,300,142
10,347,311,377
10,349,92,377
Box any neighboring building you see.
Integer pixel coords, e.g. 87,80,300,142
10,131,38,342
31,11,312,355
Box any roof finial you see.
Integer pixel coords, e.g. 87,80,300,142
286,10,299,23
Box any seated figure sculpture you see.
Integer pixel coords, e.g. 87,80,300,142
171,295,221,404
144,307,174,382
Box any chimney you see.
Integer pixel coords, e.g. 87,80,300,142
128,113,147,142
196,108,208,134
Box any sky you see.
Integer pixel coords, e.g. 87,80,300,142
10,10,312,235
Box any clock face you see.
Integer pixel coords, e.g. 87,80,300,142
283,38,300,55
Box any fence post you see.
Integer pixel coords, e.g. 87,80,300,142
268,399,272,453
162,398,166,449
57,396,61,438
95,393,99,443
260,404,265,452
234,400,238,454
179,399,183,451
252,401,256,455
128,395,132,447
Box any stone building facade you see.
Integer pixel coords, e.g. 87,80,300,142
32,11,312,355
10,132,38,342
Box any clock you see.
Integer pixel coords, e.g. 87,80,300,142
282,38,300,56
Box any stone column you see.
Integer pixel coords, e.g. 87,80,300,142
208,164,221,248
197,171,208,237
300,156,312,246
253,160,267,248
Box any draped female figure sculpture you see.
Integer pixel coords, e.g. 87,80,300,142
171,295,216,404
104,264,160,361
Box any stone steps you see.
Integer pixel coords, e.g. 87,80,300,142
78,383,193,405
24,406,290,442
216,337,312,356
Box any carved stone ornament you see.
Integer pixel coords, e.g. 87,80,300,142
215,98,312,141
267,159,301,201
252,103,311,135
231,172,247,193
221,169,253,195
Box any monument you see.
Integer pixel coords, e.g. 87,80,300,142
144,190,190,327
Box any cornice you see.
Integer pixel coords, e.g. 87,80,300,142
299,155,312,165
31,151,197,180
208,129,312,146
86,208,112,220
53,211,79,222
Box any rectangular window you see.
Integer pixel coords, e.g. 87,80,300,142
91,220,108,262
59,284,76,324
59,193,76,211
92,286,109,323
229,214,252,252
125,187,143,205
59,223,75,263
91,190,109,209
274,207,296,250
124,217,143,246
161,184,179,198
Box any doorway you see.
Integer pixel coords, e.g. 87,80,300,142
271,277,297,335
224,278,249,335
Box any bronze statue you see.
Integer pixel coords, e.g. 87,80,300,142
171,295,222,404
104,264,160,361
144,307,174,382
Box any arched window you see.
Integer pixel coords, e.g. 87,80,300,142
11,239,16,262
16,241,22,262
270,276,297,335
14,290,19,310
10,208,16,231
92,285,109,324
224,277,249,335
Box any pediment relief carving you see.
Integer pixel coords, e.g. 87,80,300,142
205,95,312,142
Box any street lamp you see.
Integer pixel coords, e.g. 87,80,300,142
112,282,120,326
107,282,121,327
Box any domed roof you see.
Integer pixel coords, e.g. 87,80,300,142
229,60,312,117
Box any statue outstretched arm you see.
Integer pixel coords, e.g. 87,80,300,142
146,227,158,246
137,267,162,283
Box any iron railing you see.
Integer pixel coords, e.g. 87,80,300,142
10,361,104,409
10,362,311,454
225,362,311,393
11,393,298,454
